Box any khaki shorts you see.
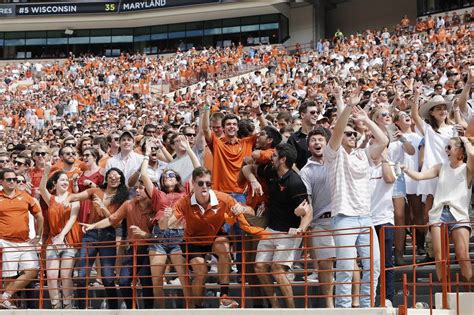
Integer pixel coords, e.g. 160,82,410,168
255,227,302,268
0,239,39,277
311,219,336,260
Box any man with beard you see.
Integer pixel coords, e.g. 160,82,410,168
51,146,82,193
160,167,261,309
252,143,312,308
288,101,320,170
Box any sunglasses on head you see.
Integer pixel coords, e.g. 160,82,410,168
35,152,47,157
197,180,212,188
3,177,17,183
344,131,358,138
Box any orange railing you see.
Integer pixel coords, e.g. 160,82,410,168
0,226,377,309
380,221,474,312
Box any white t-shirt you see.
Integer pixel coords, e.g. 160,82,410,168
370,163,395,226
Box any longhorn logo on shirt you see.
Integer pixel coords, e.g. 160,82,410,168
278,184,285,192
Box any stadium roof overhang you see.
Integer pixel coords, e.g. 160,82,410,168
0,0,292,32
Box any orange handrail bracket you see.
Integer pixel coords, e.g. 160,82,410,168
403,273,408,314
412,226,417,308
369,226,374,307
380,226,386,307
85,242,90,309
38,249,44,309
132,240,137,309
455,273,460,315
240,235,246,309
303,233,308,309
429,273,433,315
441,224,448,309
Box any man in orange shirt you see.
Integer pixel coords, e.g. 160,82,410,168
0,169,43,309
160,167,259,309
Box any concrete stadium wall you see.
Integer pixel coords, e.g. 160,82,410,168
287,5,315,46
0,308,394,315
326,0,417,36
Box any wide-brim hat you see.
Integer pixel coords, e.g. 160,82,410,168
419,95,452,120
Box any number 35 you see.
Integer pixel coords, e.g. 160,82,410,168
105,3,116,11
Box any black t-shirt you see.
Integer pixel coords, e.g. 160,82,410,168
257,164,307,232
287,128,310,170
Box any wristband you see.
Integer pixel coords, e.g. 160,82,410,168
399,136,407,143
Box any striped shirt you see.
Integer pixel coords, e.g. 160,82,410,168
324,145,371,217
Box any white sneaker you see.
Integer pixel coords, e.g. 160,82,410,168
385,299,393,308
169,278,181,286
286,272,295,281
305,272,319,282
0,299,17,309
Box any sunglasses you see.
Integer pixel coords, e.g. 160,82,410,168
445,145,454,151
113,137,120,141
63,152,75,156
197,180,212,188
163,172,177,179
4,178,17,183
344,131,358,138
64,143,76,147
35,152,47,157
0,159,9,163
185,133,196,137
17,179,27,184
380,112,391,118
308,110,320,116
13,160,25,166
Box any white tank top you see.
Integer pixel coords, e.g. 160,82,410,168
430,163,471,223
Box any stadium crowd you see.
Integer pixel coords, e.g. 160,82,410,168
0,11,473,310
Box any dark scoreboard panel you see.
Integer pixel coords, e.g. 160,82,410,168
0,0,220,17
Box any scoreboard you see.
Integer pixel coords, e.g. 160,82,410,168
0,0,220,17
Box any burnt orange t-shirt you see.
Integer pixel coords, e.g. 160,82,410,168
108,199,155,241
0,190,41,242
47,196,82,247
173,190,263,245
83,188,120,224
207,133,257,193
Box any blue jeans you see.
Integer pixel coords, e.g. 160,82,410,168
119,245,153,309
332,214,380,308
375,224,394,303
75,227,118,309
225,192,246,273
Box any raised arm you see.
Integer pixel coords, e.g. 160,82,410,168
202,100,212,143
401,163,441,181
410,82,425,135
328,92,360,151
353,106,389,160
461,137,474,186
140,148,154,200
458,68,473,116
180,135,201,168
39,162,52,206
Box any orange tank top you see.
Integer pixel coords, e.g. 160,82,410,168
47,196,82,247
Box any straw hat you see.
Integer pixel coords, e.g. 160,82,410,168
419,95,452,120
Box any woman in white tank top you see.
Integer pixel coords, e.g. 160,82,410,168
401,137,473,285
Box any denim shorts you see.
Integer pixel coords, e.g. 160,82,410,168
148,226,184,255
435,207,472,234
45,244,77,260
392,173,406,198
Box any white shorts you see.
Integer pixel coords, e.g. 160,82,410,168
255,227,302,268
311,219,336,260
0,239,39,278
